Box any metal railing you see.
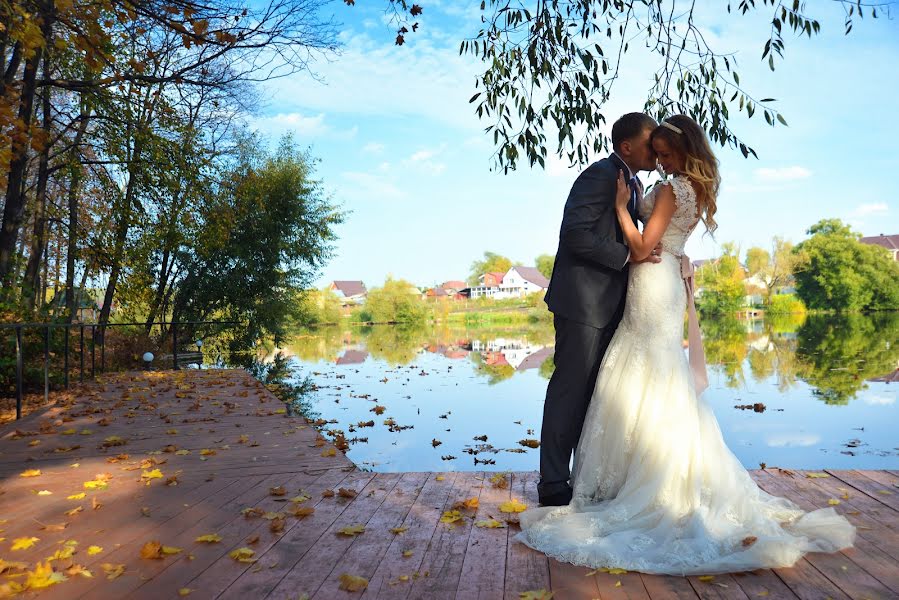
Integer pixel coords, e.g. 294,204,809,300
1,320,239,420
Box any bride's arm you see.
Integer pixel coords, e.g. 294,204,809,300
614,171,677,262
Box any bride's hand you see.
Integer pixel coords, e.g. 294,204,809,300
615,171,630,211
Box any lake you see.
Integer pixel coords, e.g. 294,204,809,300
259,312,898,473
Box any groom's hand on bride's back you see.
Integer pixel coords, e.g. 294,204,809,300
629,242,663,264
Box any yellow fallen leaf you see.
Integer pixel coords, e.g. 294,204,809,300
828,499,841,506
402,550,414,557
290,493,312,503
519,590,553,600
615,581,622,587
79,429,93,435
65,506,83,516
499,499,528,513
489,473,509,489
805,473,829,479
20,469,41,478
29,440,40,446
11,536,40,551
321,447,337,457
179,588,193,596
274,408,286,414
200,448,216,456
167,429,178,435
453,497,479,511
877,490,893,495
37,490,53,496
390,527,409,535
337,525,366,537
83,479,108,490
141,468,164,480
475,519,506,529
65,563,93,578
100,563,125,580
67,492,86,500
88,545,103,555
440,510,464,524
175,449,190,455
338,573,369,592
269,486,287,496
46,545,76,562
24,561,67,589
698,575,715,582
436,475,445,481
61,428,76,435
195,534,223,543
229,547,256,563
0,559,29,574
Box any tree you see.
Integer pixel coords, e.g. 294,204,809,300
386,0,895,171
745,247,770,278
745,237,799,305
363,277,429,325
792,219,899,311
468,251,513,286
535,253,555,280
695,246,746,315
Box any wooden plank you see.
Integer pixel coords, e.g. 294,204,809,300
548,558,601,600
260,472,404,599
825,470,899,513
365,472,460,600
308,471,430,599
639,574,702,600
454,471,511,600
592,567,651,600
504,471,550,600
127,467,356,600
405,471,486,600
685,574,750,600
726,570,800,600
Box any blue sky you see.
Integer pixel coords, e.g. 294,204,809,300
248,1,899,289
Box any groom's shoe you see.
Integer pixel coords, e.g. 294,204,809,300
538,488,573,507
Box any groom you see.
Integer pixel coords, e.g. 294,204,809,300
538,112,661,506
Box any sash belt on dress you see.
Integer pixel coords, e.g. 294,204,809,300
678,254,709,395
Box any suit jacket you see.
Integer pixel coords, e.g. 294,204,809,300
544,154,638,329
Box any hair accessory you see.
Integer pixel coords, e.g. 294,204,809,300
661,120,683,134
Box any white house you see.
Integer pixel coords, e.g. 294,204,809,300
329,280,367,306
496,266,550,299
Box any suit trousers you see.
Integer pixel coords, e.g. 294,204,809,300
538,310,623,498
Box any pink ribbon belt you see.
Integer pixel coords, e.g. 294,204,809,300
680,255,709,395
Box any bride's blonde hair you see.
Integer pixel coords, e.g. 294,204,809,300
651,115,721,234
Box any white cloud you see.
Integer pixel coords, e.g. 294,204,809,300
863,394,895,406
754,166,813,182
409,149,434,162
851,202,889,217
339,171,408,202
363,142,385,154
765,432,821,448
402,145,447,176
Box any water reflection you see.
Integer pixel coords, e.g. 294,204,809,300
282,313,897,404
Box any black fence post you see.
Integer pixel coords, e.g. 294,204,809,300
100,325,106,373
172,323,179,370
43,326,50,404
90,325,96,378
15,326,23,420
79,324,85,383
64,326,70,388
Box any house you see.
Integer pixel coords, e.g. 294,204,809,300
860,234,899,261
440,280,468,295
329,281,367,306
470,271,506,299
498,266,550,298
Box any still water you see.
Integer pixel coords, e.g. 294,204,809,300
269,313,898,472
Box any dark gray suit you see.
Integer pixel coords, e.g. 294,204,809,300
539,154,639,499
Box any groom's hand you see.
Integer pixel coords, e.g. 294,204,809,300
630,242,663,264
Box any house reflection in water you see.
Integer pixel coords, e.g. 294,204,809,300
470,338,554,371
336,349,369,365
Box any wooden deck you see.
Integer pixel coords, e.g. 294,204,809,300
0,369,896,599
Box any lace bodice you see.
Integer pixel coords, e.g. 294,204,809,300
638,175,700,256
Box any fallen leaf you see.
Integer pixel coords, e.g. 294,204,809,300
100,563,125,580
338,488,358,499
269,486,287,496
390,527,409,535
65,506,83,516
65,563,93,578
474,519,506,529
195,534,222,543
11,537,40,551
338,573,369,592
805,473,830,479
20,469,41,478
742,536,758,547
36,490,53,496
67,492,86,500
489,473,509,489
452,497,479,511
321,447,337,457
229,547,256,563
88,545,103,555
179,588,193,596
292,506,315,519
828,499,841,506
338,525,366,537
499,499,528,513
402,550,414,557
698,575,715,582
435,475,445,481
519,590,553,600
24,561,67,589
440,510,463,524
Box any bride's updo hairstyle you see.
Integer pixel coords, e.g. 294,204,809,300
651,114,721,234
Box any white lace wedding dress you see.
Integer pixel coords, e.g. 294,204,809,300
517,175,855,575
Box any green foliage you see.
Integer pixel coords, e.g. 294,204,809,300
767,294,806,315
535,254,555,280
296,288,343,326
468,252,513,286
700,315,748,387
696,254,746,315
362,277,429,325
793,219,899,311
171,134,343,348
794,312,899,404
745,247,770,277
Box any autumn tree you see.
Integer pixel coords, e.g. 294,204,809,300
468,251,514,285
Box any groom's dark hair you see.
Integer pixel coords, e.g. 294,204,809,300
612,113,657,152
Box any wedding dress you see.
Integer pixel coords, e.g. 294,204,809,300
517,175,855,575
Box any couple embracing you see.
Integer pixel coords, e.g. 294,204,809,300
518,113,854,575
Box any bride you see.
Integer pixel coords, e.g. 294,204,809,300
517,114,855,575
